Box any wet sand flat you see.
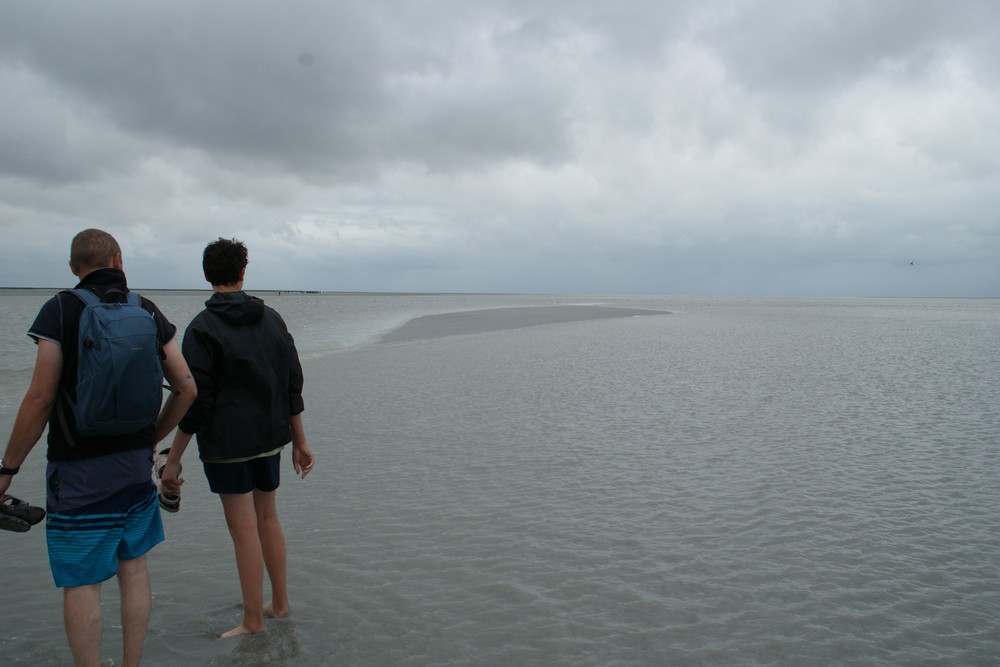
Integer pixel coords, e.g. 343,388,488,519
378,305,669,343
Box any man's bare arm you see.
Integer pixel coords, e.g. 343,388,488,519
154,338,197,444
0,340,62,497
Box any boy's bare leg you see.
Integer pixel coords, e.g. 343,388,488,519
117,555,152,667
220,492,266,637
253,488,289,617
64,583,103,667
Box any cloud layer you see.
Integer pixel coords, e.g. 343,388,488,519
1,0,998,296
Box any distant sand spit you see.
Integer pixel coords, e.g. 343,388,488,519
379,305,670,344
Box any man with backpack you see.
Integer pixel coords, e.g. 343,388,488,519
0,229,197,667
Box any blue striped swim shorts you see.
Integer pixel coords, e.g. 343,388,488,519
46,451,164,588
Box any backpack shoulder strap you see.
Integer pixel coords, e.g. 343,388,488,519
72,287,135,305
56,290,82,449
70,288,100,306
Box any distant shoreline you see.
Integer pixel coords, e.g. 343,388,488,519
0,287,995,299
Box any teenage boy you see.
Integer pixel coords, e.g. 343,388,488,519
161,237,315,637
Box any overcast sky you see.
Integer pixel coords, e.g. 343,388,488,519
1,1,997,296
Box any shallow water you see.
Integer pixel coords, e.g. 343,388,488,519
2,292,999,665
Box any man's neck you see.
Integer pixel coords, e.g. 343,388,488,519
212,282,243,294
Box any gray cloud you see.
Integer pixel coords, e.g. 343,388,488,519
0,0,997,296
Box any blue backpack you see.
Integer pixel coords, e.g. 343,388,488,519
63,288,164,438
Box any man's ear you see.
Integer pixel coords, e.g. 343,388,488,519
238,266,247,282
111,252,124,270
69,259,80,278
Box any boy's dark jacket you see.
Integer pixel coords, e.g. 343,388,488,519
179,291,304,461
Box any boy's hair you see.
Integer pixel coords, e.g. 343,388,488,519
203,238,248,286
70,229,121,274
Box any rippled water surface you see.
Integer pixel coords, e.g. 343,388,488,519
2,292,998,666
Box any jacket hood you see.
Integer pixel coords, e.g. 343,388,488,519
205,291,265,325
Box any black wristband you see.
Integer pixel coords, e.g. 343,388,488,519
0,459,19,476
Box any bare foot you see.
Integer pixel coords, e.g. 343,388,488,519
264,601,290,618
220,623,265,638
